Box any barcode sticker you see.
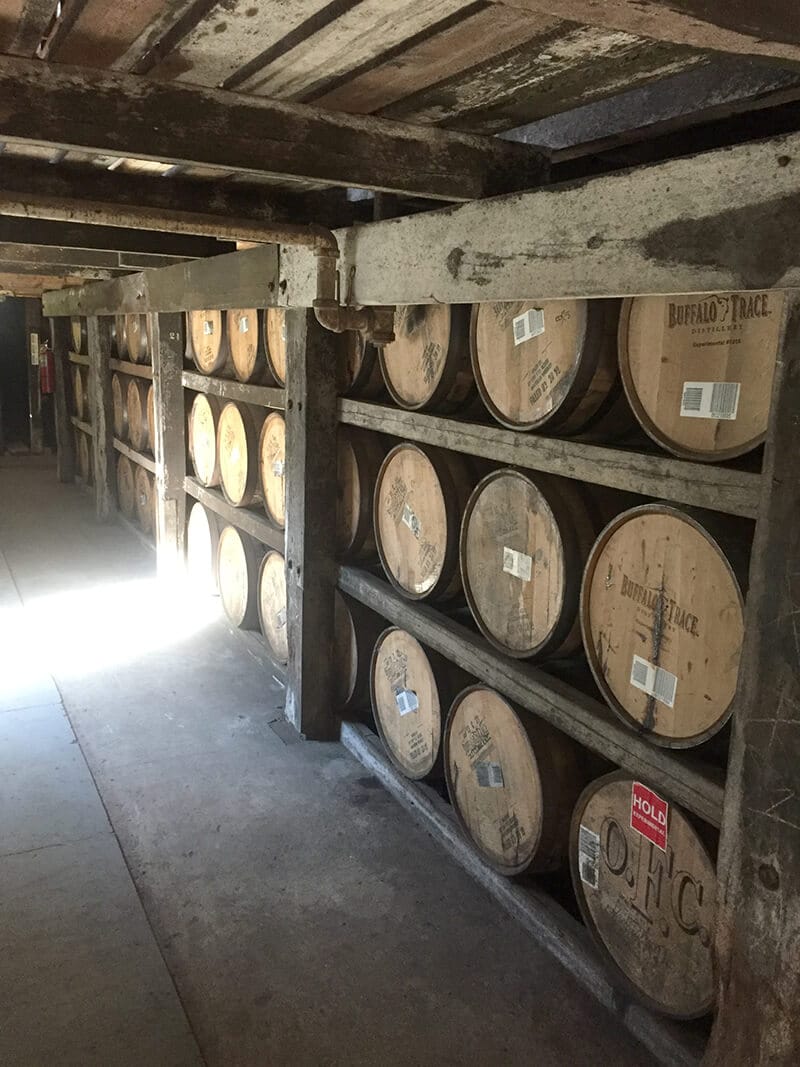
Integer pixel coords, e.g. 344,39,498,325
475,762,505,788
630,655,677,708
276,608,287,629
401,502,421,539
512,308,545,346
680,381,740,420
578,825,600,889
502,547,532,582
394,688,419,716
203,320,214,336
239,315,249,333
272,460,285,477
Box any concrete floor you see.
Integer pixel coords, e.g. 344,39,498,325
0,456,646,1066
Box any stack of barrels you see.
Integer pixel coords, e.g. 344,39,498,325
358,292,777,1020
111,314,156,537
69,317,93,486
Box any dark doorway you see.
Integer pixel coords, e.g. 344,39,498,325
0,298,29,452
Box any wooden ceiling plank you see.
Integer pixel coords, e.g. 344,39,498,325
5,0,53,56
51,0,179,67
0,54,548,199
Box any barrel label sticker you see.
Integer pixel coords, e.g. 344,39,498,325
512,307,545,345
578,824,600,889
394,688,419,716
239,316,249,333
272,460,285,478
401,502,421,539
630,654,677,708
630,782,669,852
475,761,505,788
502,546,532,582
276,608,287,629
203,319,214,336
680,381,741,420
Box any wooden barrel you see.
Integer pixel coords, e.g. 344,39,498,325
111,372,127,440
445,686,585,876
258,411,286,528
570,772,716,1018
257,549,288,660
580,504,747,748
470,299,626,435
187,309,233,377
188,392,222,487
218,525,261,629
135,465,155,535
460,469,599,659
70,316,87,354
335,593,386,714
227,307,276,384
370,627,470,779
217,401,263,507
125,313,149,364
337,427,386,562
339,332,384,398
618,292,783,461
146,384,156,455
264,308,288,385
127,378,151,453
73,366,86,420
374,442,475,601
186,501,221,596
77,433,92,485
116,454,135,518
379,304,474,412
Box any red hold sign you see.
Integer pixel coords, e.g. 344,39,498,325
630,782,669,851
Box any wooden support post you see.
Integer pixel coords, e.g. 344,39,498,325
150,312,187,580
284,309,338,740
49,316,74,483
24,299,43,453
707,290,800,1065
86,316,114,519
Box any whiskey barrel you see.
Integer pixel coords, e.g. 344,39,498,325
73,366,86,420
135,465,155,535
187,309,233,377
125,313,149,364
258,411,286,528
186,501,221,596
379,304,474,412
335,593,385,713
111,373,127,440
227,307,277,384
257,549,288,661
460,469,599,659
217,401,264,507
114,314,127,358
618,292,783,461
444,686,585,875
470,299,626,435
217,525,261,629
339,332,384,398
580,504,747,748
70,316,87,354
146,384,156,455
337,427,386,562
187,392,222,487
77,433,92,485
265,308,288,385
127,378,151,453
116,454,135,519
374,442,475,601
570,772,716,1018
371,627,470,779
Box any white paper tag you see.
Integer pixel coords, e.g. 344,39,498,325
272,460,285,477
630,655,677,708
512,307,545,345
239,315,249,333
276,608,287,629
230,447,240,464
502,547,532,582
680,381,740,420
401,502,421,539
578,825,600,889
475,762,505,788
203,320,214,336
394,688,419,716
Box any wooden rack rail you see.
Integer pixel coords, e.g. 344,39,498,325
182,370,284,410
109,357,153,380
114,438,156,474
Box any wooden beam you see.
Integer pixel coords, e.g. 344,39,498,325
0,244,186,272
86,316,115,520
498,1,800,67
282,128,800,305
706,291,800,1064
4,1,55,57
150,312,187,578
0,215,231,258
0,259,118,280
49,316,75,483
0,53,548,200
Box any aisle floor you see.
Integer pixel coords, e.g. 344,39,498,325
0,457,646,1066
